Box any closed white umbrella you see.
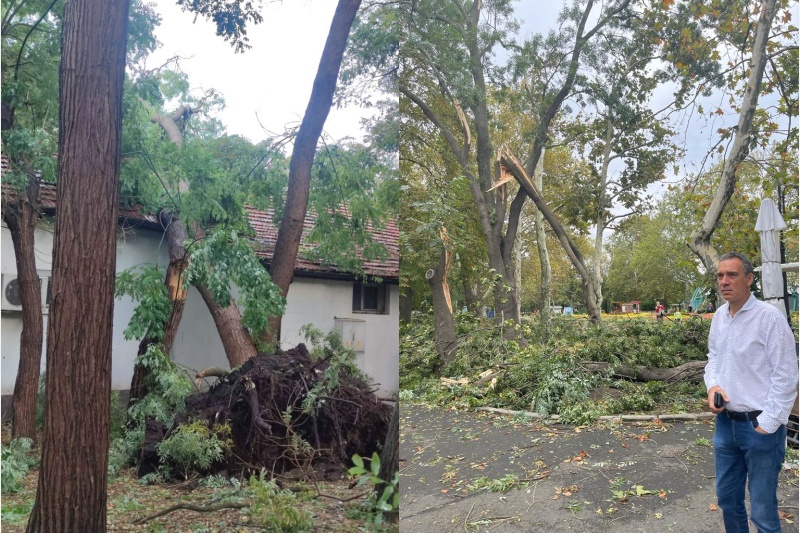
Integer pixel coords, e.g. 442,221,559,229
755,198,787,317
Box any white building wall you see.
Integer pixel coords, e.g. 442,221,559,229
1,220,169,394
3,223,399,398
280,278,399,396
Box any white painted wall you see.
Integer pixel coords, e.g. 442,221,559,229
1,219,170,393
279,278,399,396
2,223,399,398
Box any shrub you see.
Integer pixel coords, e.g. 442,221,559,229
156,420,231,479
1,438,37,493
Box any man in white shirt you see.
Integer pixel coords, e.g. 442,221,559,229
705,251,798,533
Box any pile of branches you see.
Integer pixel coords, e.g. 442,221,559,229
138,344,390,478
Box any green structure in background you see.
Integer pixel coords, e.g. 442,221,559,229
690,287,705,311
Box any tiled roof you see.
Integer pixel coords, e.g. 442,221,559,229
2,158,398,280
246,205,399,280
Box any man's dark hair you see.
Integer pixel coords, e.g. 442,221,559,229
719,252,754,276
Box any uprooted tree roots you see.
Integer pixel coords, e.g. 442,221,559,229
138,344,391,479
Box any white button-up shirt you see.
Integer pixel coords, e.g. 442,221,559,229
704,293,798,434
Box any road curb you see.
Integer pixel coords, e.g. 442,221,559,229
475,406,716,422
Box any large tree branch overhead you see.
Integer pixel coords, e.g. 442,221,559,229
269,0,362,304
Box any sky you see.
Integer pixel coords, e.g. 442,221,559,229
148,0,375,145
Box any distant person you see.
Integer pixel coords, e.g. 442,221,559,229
704,252,798,533
706,303,713,313
687,306,693,314
655,301,665,321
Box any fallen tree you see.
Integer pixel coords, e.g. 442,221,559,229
580,360,706,382
138,344,391,479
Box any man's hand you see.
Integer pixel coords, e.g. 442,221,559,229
754,426,769,434
707,386,727,414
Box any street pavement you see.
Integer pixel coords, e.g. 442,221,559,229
400,403,799,532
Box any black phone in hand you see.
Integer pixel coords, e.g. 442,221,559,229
713,391,724,409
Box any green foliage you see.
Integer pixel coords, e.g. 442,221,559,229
116,264,171,341
348,452,399,529
402,312,711,420
157,420,232,480
175,0,263,53
299,325,372,415
128,345,194,427
1,438,37,493
247,470,313,532
185,227,285,345
120,345,195,471
467,474,523,494
339,2,399,104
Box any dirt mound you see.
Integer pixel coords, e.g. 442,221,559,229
139,344,390,478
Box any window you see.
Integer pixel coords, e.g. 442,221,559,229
352,281,388,314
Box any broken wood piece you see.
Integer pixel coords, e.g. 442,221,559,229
440,377,469,387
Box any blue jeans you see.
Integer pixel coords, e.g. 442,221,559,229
714,412,787,533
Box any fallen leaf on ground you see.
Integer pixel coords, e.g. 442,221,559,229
709,503,718,511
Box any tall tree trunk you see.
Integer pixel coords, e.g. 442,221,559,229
532,147,551,321
267,0,362,342
515,237,523,319
399,287,413,322
26,0,129,529
590,120,615,315
464,3,521,332
426,246,458,366
377,399,399,524
687,0,777,274
127,211,189,410
461,275,480,316
4,177,43,444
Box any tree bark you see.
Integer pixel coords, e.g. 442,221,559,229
26,0,129,529
3,177,43,444
687,0,777,277
532,147,552,321
581,360,706,382
377,399,399,524
268,0,362,342
426,246,458,366
399,286,413,322
196,284,258,368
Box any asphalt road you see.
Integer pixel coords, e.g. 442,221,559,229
400,403,799,533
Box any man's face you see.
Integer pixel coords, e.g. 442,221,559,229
716,258,753,307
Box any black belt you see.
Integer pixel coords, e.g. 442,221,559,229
724,409,762,422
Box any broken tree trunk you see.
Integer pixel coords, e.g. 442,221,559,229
128,211,190,411
580,360,706,382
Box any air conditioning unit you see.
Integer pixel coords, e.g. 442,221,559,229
1,272,51,314
1,274,23,312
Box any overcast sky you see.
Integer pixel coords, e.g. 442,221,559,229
149,0,374,144
148,0,781,187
